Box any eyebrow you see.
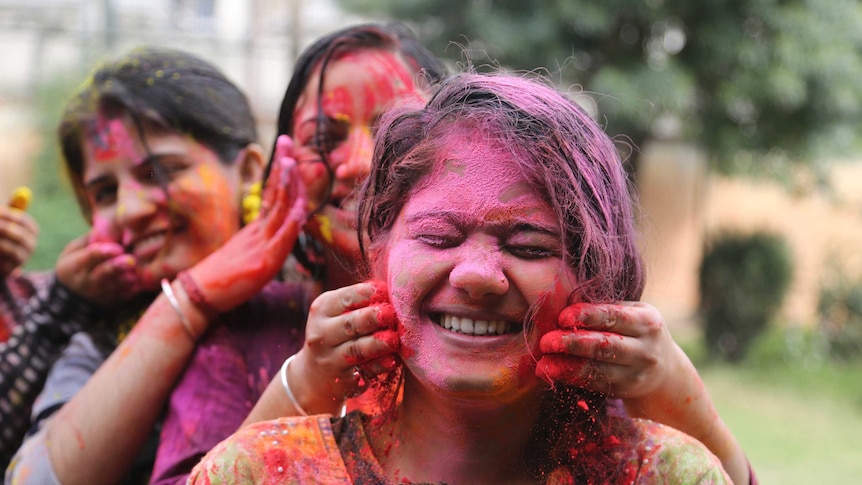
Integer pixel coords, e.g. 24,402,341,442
82,153,172,187
406,210,560,237
83,173,114,191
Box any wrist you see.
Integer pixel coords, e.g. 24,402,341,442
286,351,346,416
177,271,220,319
162,278,211,341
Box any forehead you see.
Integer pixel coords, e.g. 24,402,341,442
405,131,551,221
293,49,421,122
81,114,197,174
82,114,145,166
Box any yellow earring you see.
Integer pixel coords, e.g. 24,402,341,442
241,182,262,224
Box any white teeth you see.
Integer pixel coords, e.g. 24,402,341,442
438,314,512,336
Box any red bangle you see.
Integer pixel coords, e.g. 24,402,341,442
177,271,219,320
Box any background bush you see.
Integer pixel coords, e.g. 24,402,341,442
698,231,794,362
817,270,862,362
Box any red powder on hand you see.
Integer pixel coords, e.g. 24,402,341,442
376,304,398,330
345,280,389,311
367,280,388,305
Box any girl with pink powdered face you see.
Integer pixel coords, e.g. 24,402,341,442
241,23,753,485
190,72,733,484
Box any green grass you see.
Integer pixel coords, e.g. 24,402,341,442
686,329,862,485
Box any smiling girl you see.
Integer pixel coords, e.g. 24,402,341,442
6,47,309,485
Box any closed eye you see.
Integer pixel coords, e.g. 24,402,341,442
416,233,461,249
506,244,558,259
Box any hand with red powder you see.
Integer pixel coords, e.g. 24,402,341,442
55,234,140,307
289,281,399,412
536,301,674,397
538,301,751,485
244,280,399,421
183,140,308,322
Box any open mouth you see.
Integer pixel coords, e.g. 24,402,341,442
433,313,521,336
126,226,184,261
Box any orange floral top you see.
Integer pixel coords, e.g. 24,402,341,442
189,412,730,484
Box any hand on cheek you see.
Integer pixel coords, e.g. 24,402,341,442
537,302,672,398
187,144,307,320
56,235,141,306
288,281,400,415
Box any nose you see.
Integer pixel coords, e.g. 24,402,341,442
333,126,373,182
449,246,510,299
114,180,160,232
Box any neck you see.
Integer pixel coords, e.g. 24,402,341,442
370,377,542,485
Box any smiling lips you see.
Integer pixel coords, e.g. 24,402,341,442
435,314,519,336
127,230,170,260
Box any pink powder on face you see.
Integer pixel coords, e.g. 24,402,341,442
90,117,139,163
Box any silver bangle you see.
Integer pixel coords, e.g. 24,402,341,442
280,354,308,416
160,278,197,341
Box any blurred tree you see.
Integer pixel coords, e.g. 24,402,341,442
698,232,793,362
342,0,862,173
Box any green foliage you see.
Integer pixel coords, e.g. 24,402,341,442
817,270,862,361
24,78,89,271
698,232,794,362
342,0,862,170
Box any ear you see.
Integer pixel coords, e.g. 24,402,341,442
238,143,265,193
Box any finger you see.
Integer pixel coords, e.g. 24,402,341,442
89,253,138,286
0,239,28,271
271,157,308,245
83,243,128,272
309,281,385,320
545,354,653,398
540,329,639,367
535,354,602,388
262,136,296,226
0,209,38,238
560,302,659,339
61,235,91,255
261,135,293,217
340,329,400,369
0,218,35,252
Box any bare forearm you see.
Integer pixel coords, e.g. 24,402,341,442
623,344,750,485
45,290,203,485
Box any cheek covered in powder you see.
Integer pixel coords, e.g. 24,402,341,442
168,164,237,240
323,86,353,120
387,251,450,363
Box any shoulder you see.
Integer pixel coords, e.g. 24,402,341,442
189,416,351,485
629,419,731,485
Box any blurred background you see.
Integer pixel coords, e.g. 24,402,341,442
2,1,861,482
